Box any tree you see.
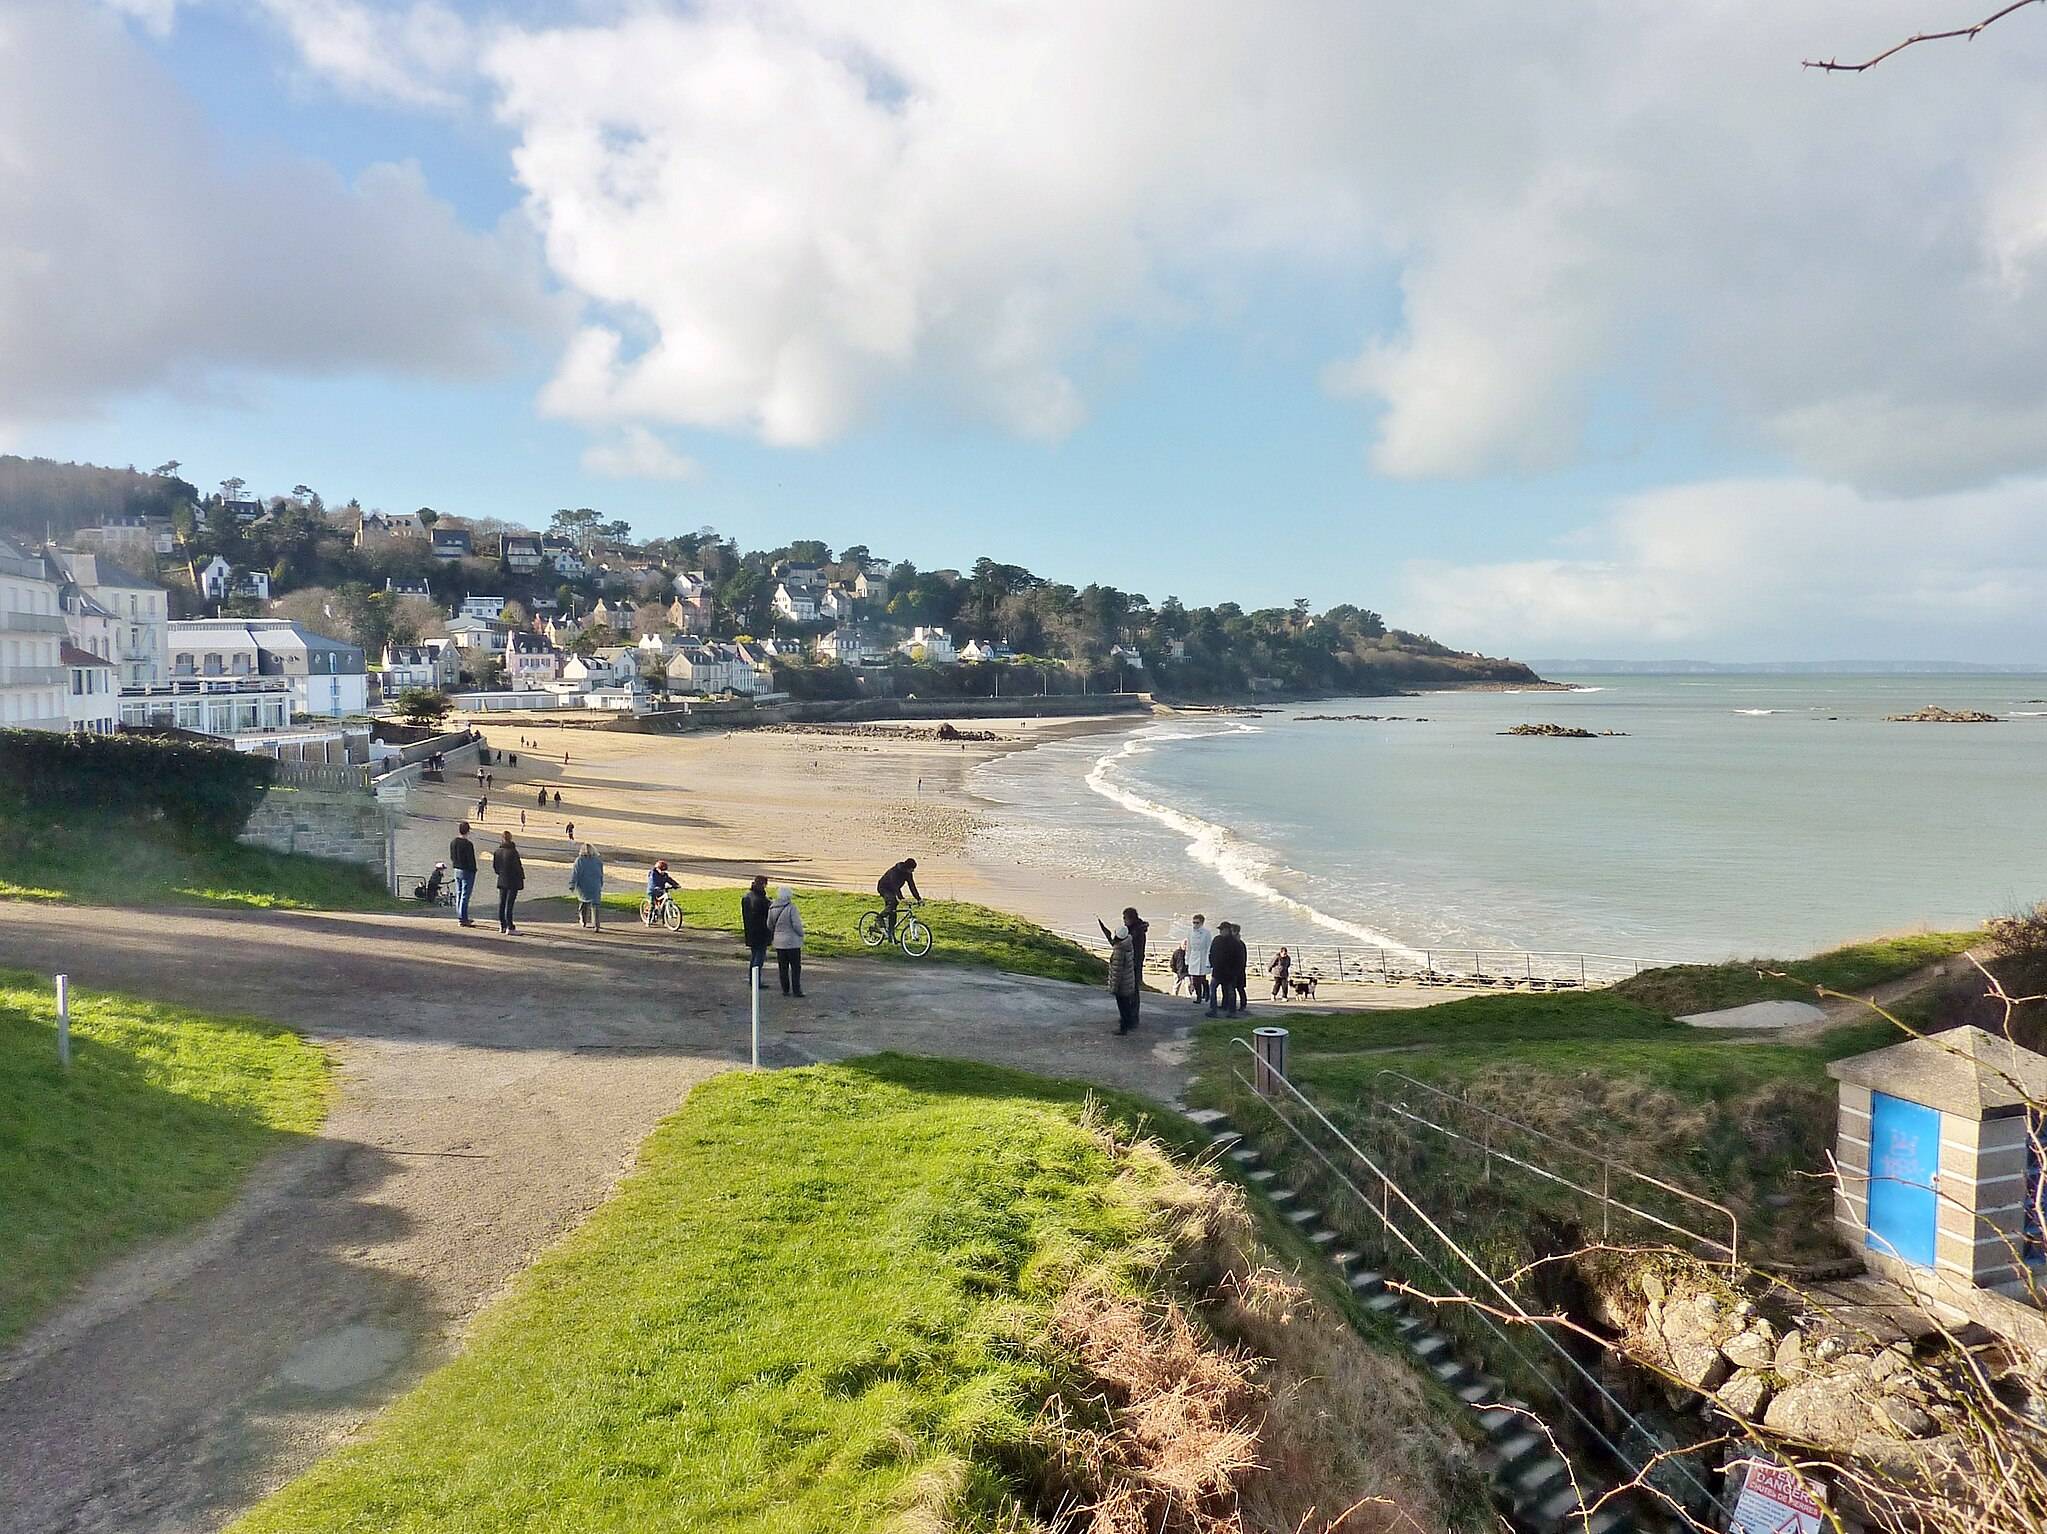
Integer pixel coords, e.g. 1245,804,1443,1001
394,688,453,728
550,507,603,546
154,460,181,478
632,601,668,636
416,506,441,532
500,599,530,630
598,518,634,543
389,595,446,646
219,476,246,502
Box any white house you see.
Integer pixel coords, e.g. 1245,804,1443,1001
665,641,767,696
500,533,544,572
853,565,890,603
459,594,507,620
563,647,642,689
959,638,1017,663
45,548,169,690
0,539,68,731
546,541,586,577
385,577,432,597
772,579,824,623
505,629,561,683
62,642,119,734
898,626,956,664
814,628,885,665
819,584,856,620
380,641,462,693
444,615,510,655
168,618,369,718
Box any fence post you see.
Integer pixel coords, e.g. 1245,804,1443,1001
1252,1026,1288,1100
55,973,71,1068
749,959,761,1070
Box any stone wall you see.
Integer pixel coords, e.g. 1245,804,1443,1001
238,785,396,879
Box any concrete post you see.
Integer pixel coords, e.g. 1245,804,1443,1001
55,973,70,1068
750,961,761,1070
1252,1026,1288,1100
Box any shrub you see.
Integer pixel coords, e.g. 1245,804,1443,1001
0,731,274,839
394,689,453,728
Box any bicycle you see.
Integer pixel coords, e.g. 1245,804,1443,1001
639,891,684,930
858,902,933,957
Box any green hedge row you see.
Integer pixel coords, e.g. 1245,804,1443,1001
0,731,275,838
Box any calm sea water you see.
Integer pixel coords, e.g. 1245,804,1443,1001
967,676,2047,965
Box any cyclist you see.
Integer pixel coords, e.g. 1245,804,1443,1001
646,859,680,902
876,857,923,934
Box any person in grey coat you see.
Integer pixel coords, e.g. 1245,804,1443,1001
1106,922,1139,1034
767,885,806,996
569,842,606,930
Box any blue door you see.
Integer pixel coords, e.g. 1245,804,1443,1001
1867,1093,1940,1268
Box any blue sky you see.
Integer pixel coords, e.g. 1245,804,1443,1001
11,2,2047,661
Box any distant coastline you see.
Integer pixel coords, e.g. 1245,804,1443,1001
1530,659,2047,676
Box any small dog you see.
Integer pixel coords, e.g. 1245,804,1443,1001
1290,975,1319,1000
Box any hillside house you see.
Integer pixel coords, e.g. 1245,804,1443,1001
385,577,432,597
772,579,824,623
959,638,1017,663
380,641,462,693
505,629,561,683
898,626,956,664
430,527,472,560
356,511,423,546
444,615,510,656
459,594,507,620
500,533,544,572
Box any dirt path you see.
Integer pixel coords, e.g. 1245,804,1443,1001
0,899,1195,1534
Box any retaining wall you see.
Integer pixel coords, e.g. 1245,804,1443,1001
238,784,397,878
610,692,1149,734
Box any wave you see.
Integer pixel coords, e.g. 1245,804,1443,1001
1083,725,1427,961
1733,708,1776,716
2009,711,2047,718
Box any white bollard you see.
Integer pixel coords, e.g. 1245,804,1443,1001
750,959,761,1070
55,973,70,1069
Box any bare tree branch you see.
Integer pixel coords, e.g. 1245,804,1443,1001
1804,0,2043,72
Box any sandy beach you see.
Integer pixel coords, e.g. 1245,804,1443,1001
398,714,1140,932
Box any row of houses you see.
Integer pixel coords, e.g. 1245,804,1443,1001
0,536,369,751
355,515,595,577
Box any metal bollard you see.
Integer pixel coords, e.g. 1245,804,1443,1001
1252,1026,1288,1099
55,973,70,1068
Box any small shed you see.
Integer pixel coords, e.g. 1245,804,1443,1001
1827,1026,2046,1298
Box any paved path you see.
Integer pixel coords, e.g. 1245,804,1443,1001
0,899,1195,1534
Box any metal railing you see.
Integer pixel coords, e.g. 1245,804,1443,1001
1372,1070,1740,1264
1065,931,1680,990
1227,1038,1728,1521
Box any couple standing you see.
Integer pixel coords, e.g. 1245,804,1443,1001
740,875,807,996
1185,913,1249,1018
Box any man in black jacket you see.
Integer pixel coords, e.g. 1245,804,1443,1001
876,857,922,936
1207,921,1248,1019
449,821,479,927
740,874,772,980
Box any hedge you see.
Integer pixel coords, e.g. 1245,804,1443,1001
0,731,276,839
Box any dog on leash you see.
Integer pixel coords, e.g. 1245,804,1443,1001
1290,975,1319,1000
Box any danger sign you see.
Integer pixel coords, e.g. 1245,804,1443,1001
1728,1462,1824,1534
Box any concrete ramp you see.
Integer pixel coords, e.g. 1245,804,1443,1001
1679,999,1827,1030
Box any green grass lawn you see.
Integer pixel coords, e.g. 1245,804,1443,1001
598,885,1107,984
226,1058,1215,1534
1610,929,1979,1016
0,969,329,1346
0,819,398,913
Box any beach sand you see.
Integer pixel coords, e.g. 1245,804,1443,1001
398,714,1137,923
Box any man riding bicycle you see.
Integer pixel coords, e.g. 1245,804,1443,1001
877,857,922,934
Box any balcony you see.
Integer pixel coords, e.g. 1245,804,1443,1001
0,610,68,635
3,666,68,686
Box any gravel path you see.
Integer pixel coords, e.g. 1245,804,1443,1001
0,899,1194,1534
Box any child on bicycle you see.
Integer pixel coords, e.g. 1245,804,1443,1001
646,860,680,901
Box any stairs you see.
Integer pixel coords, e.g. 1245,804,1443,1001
1186,1107,1638,1534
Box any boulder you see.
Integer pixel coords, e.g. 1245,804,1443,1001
1721,1323,1778,1371
1717,1370,1771,1419
1774,1329,1808,1376
1875,1395,1936,1438
1668,1334,1732,1394
1764,1375,1873,1446
1640,1270,1667,1305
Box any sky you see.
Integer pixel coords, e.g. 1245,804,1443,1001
6,1,2047,663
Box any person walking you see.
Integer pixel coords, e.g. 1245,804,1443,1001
767,885,806,996
1169,941,1188,995
475,794,488,821
565,820,575,841
569,842,606,930
1269,945,1292,1000
536,786,547,808
740,874,772,980
1106,920,1139,1034
448,820,479,927
492,831,525,934
1184,914,1213,1005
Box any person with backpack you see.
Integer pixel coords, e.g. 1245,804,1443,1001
448,820,479,927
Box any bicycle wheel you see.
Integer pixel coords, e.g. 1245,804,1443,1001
639,898,655,926
898,917,933,958
857,910,889,947
662,901,683,931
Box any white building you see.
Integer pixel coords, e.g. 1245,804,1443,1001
500,533,544,572
45,549,168,690
166,618,369,719
63,643,119,734
959,638,1017,663
546,541,586,577
444,615,510,655
853,566,890,603
772,580,824,623
898,626,956,664
199,558,269,601
459,594,507,620
665,641,768,696
380,641,462,693
813,628,884,665
0,539,69,731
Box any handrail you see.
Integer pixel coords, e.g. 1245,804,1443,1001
1373,1070,1740,1264
1227,1038,1730,1523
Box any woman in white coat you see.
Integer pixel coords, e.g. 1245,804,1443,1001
768,885,806,997
1183,913,1213,1004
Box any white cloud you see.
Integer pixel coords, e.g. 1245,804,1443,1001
0,5,555,424
252,0,473,109
96,0,181,36
1399,477,2047,660
581,426,700,481
464,1,2047,491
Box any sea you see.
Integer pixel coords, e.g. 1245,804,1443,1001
966,675,2047,969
